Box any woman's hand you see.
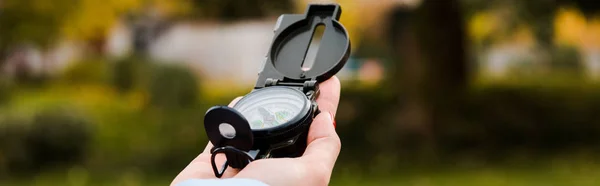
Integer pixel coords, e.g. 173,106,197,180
172,76,341,186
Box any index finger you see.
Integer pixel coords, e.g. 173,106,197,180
316,76,341,117
301,76,342,169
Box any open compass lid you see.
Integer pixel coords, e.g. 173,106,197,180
255,4,351,88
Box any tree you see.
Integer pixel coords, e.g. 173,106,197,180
559,0,600,17
464,0,600,73
63,0,191,54
388,0,468,154
0,0,78,64
0,0,81,81
192,0,294,21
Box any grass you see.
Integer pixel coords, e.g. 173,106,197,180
332,169,600,186
5,159,600,186
4,74,600,186
330,156,600,186
332,168,600,185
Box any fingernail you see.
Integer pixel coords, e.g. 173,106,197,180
328,112,336,128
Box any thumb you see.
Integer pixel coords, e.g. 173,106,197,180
301,112,341,170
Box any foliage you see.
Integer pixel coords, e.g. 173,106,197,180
3,0,600,185
148,64,199,109
61,0,191,41
464,0,600,46
192,0,294,21
0,107,91,176
558,0,600,17
0,56,218,175
5,158,600,186
0,80,11,105
0,116,31,177
26,108,92,170
331,158,600,186
0,0,191,59
61,0,141,42
0,0,78,50
111,56,152,93
335,82,600,170
59,58,113,86
550,45,583,74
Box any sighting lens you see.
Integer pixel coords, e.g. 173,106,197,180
233,87,308,130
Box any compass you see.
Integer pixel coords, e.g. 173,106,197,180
203,3,350,178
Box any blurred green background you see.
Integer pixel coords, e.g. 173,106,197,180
2,0,600,185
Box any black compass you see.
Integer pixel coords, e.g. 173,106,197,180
203,4,350,178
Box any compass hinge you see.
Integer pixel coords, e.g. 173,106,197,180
302,80,317,92
264,78,279,87
264,78,318,92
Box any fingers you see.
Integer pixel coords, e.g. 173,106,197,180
229,97,244,107
171,96,244,185
316,76,341,117
171,153,239,186
302,76,341,169
301,112,341,172
171,154,215,185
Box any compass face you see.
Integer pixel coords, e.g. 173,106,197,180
233,87,308,130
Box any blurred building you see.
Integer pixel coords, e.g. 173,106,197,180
148,20,276,86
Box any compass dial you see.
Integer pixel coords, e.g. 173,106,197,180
233,87,308,130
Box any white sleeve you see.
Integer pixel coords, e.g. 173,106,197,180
176,178,269,186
